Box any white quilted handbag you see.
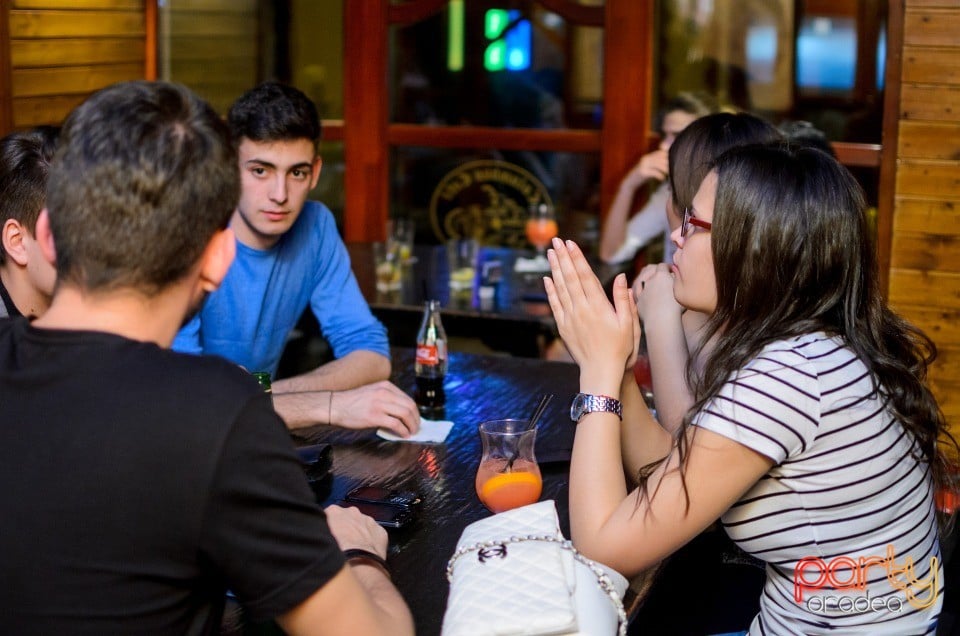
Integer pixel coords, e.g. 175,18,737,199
441,500,628,636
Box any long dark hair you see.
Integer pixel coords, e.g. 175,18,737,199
639,142,956,518
668,112,782,213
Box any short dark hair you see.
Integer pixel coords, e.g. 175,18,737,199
0,126,59,264
228,82,321,146
778,120,836,157
45,81,239,295
668,112,782,212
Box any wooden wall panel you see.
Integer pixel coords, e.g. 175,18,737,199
930,379,960,425
895,1,960,445
891,233,960,271
898,121,960,160
902,46,960,84
901,307,960,347
11,37,142,66
9,10,144,37
894,160,960,197
11,94,85,127
161,0,258,116
13,0,140,8
1,1,147,134
12,63,143,97
927,346,960,384
903,8,960,47
893,198,960,234
900,84,960,122
889,269,960,310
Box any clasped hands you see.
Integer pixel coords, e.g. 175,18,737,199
543,238,640,388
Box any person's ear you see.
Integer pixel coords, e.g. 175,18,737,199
197,227,236,293
33,209,57,268
2,219,28,266
309,156,322,190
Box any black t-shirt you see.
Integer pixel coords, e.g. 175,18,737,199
0,319,344,634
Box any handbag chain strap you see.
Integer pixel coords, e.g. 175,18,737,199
446,533,628,636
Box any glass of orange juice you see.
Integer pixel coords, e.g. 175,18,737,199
475,419,542,513
525,203,559,259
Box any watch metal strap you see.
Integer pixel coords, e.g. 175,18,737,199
574,393,623,421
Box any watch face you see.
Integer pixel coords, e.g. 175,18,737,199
569,393,585,421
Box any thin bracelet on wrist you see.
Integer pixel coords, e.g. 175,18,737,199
343,548,391,578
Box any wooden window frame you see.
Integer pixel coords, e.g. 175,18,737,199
341,0,651,243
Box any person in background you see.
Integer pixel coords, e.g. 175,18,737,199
173,82,419,435
778,119,836,157
545,142,951,634
598,92,716,265
0,80,413,635
632,113,782,433
0,126,59,319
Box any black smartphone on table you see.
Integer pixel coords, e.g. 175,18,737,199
342,501,415,529
345,485,421,509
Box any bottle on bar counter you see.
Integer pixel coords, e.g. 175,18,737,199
415,300,447,413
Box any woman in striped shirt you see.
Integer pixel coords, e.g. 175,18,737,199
545,142,954,634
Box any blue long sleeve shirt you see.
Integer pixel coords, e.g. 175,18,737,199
173,201,389,376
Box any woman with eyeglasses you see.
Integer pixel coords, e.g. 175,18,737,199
632,113,781,434
545,142,953,634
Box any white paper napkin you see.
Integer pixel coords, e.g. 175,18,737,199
514,254,551,273
377,418,454,443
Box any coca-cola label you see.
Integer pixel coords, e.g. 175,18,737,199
416,344,439,365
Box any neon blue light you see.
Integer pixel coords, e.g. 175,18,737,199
505,16,531,71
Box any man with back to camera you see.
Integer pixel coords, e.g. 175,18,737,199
0,126,59,319
0,80,413,635
173,82,420,435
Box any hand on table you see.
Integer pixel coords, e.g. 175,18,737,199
331,381,421,438
324,504,388,559
543,238,641,384
632,263,683,326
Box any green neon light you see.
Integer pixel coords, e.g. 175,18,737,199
485,40,506,71
447,0,464,72
485,9,508,39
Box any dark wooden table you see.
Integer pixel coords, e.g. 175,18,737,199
347,242,629,357
294,348,580,636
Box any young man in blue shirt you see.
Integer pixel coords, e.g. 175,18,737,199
174,82,419,435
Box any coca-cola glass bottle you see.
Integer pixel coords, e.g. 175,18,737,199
415,300,447,413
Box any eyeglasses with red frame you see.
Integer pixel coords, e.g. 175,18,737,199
681,207,712,238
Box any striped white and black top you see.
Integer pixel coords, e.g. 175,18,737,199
694,332,943,635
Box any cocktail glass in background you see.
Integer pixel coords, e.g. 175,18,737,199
476,419,542,513
525,203,559,259
373,241,402,292
446,238,479,292
388,218,415,263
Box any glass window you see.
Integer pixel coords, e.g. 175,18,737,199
160,0,344,119
389,4,601,129
796,16,857,94
656,0,886,144
391,146,599,247
315,141,345,227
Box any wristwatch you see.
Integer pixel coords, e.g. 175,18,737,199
569,393,623,423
